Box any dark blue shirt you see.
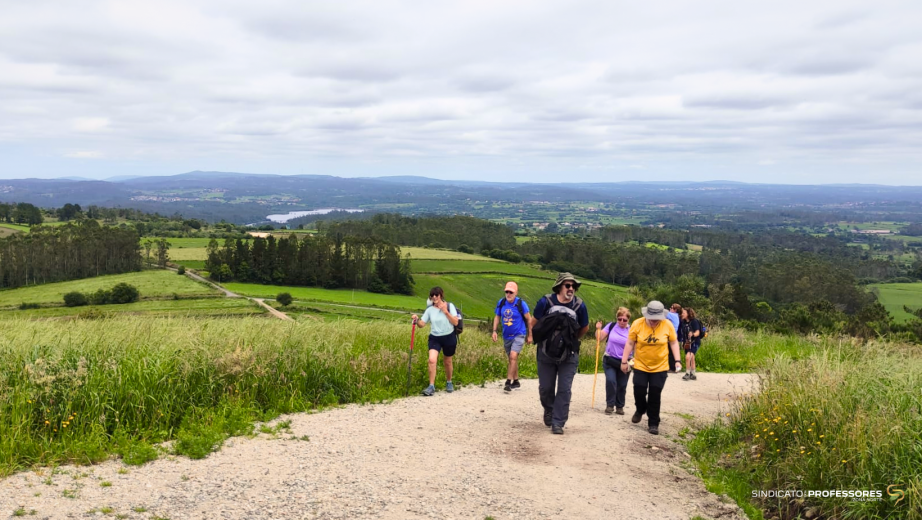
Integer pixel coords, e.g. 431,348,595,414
495,297,530,339
533,294,589,328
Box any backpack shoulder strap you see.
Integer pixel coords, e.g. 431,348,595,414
515,297,526,318
496,298,505,314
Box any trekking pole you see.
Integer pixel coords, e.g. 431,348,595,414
591,328,601,408
405,318,417,397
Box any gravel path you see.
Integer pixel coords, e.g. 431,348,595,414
1,372,753,520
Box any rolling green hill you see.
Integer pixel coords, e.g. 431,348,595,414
0,270,218,307
872,283,922,323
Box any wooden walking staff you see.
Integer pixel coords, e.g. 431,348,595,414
591,328,601,408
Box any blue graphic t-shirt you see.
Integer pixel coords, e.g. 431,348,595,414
495,297,530,339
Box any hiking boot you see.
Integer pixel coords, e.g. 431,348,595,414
615,407,624,415
551,425,564,435
543,409,553,427
689,373,697,381
648,425,659,435
504,381,512,393
605,406,614,415
421,385,435,396
631,412,643,424
445,381,454,393
682,373,691,381
511,379,521,390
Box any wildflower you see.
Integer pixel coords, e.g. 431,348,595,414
792,430,797,433
769,432,774,435
807,429,812,432
842,460,847,463
726,413,730,417
755,434,760,438
44,420,50,425
816,441,821,445
776,449,780,452
801,450,805,454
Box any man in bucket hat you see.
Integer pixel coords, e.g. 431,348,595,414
530,273,589,435
620,300,682,435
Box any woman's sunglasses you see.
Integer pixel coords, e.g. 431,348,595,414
616,317,629,322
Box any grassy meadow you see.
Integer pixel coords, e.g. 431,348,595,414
0,270,218,308
689,336,922,520
871,282,922,323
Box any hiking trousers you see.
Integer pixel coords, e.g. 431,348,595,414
633,369,668,427
537,351,579,428
602,355,630,409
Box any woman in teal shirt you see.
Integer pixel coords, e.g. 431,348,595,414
411,287,460,396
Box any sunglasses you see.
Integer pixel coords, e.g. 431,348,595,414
563,283,576,289
616,318,629,322
504,290,514,294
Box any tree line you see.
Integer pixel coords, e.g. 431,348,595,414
204,233,414,294
323,213,516,252
0,202,43,226
0,220,141,289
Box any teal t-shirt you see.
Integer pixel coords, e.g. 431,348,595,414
421,302,459,337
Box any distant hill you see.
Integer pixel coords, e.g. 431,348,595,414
0,171,921,224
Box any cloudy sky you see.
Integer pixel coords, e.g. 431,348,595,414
1,0,921,184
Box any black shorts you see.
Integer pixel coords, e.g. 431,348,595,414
428,334,458,357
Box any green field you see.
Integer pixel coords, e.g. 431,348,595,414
227,271,629,321
175,260,207,270
412,273,629,320
871,283,922,323
0,223,32,232
0,297,261,319
401,247,502,261
169,247,208,261
0,270,218,307
411,259,554,277
153,237,216,248
224,283,422,310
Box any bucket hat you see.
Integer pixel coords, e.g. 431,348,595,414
552,272,581,292
642,300,667,320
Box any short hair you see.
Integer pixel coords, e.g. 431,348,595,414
429,286,444,299
616,307,631,319
671,303,683,313
685,307,697,320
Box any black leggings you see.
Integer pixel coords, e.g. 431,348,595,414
632,370,668,427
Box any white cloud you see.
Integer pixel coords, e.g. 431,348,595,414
0,0,920,183
64,151,104,159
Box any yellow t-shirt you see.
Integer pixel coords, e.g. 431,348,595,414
628,317,676,373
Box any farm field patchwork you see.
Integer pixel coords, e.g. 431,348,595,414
871,282,922,323
0,270,219,307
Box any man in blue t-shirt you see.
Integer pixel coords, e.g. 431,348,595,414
529,272,589,435
492,281,533,393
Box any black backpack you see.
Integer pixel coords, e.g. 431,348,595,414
495,297,527,322
533,294,583,362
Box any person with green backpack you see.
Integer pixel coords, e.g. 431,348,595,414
492,281,533,392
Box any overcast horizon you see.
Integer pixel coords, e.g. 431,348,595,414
2,1,922,185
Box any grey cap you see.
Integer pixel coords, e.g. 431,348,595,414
642,300,667,320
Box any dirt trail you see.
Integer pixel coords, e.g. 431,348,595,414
1,372,752,519
252,298,294,321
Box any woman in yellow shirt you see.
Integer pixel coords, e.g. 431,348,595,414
621,300,682,435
